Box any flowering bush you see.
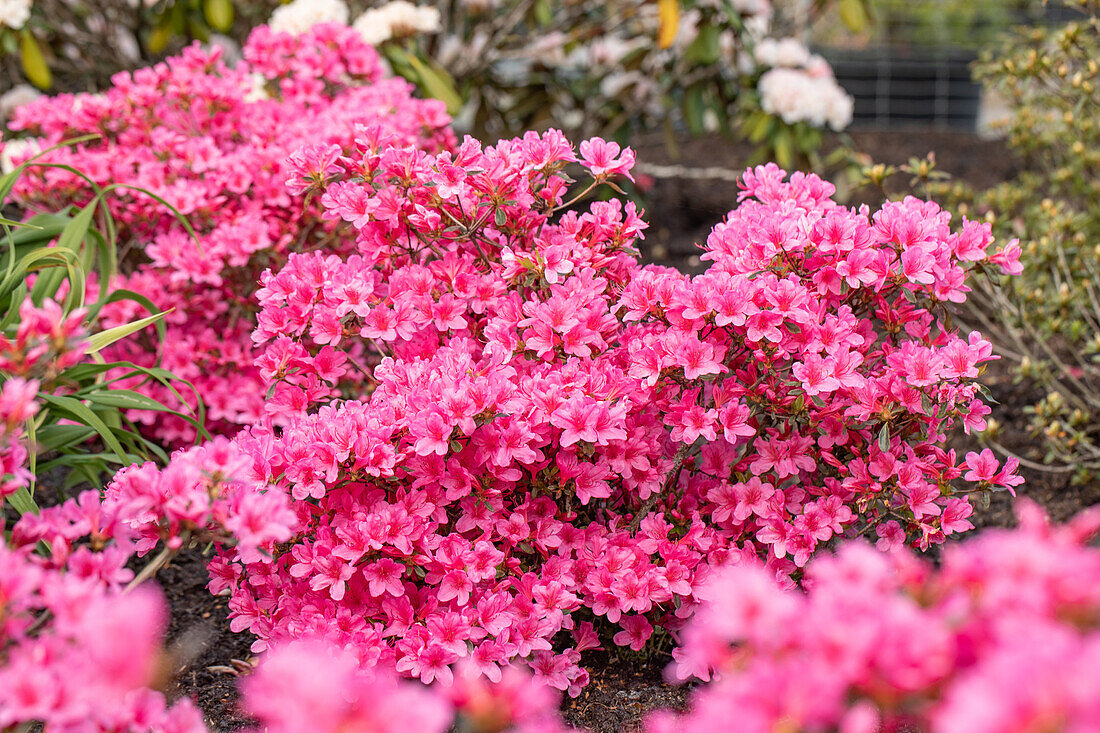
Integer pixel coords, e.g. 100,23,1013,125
1,484,208,731
5,22,453,442
650,499,1100,733
0,434,288,732
141,118,1018,695
0,442,567,733
0,555,207,733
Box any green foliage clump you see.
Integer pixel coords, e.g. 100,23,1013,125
0,142,206,515
939,1,1100,482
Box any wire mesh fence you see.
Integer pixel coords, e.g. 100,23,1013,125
810,0,1075,130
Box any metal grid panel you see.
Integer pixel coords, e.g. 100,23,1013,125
823,50,981,130
812,1,1074,129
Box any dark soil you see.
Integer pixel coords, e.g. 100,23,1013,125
561,653,691,733
78,128,1100,732
158,551,257,732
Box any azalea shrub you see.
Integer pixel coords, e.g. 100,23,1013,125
0,514,208,732
0,438,561,733
4,22,453,442
651,500,1100,733
113,111,1020,696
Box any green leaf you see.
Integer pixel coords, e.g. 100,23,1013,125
55,199,98,254
839,0,869,32
746,112,773,143
381,45,416,79
773,126,794,169
7,213,71,248
62,361,210,442
81,388,181,413
494,208,507,227
877,424,890,452
85,309,171,353
684,85,706,136
533,0,552,26
5,486,37,516
147,23,174,55
19,31,52,90
88,289,166,341
203,0,235,32
0,248,81,304
36,423,96,453
38,394,131,465
0,281,27,331
406,53,463,116
684,24,720,66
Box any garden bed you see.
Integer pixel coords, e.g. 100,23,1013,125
148,127,1096,733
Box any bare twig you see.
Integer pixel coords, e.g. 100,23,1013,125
628,442,694,531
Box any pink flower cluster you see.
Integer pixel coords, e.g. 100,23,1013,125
0,431,298,732
1,502,205,732
653,500,1100,733
0,478,558,733
0,469,567,733
0,297,89,498
7,23,453,441
0,437,296,729
187,127,1022,693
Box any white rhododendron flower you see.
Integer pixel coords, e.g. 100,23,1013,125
730,0,771,14
588,36,637,68
0,138,41,175
758,66,854,131
242,73,270,103
0,0,31,29
353,1,441,46
754,37,811,69
0,84,41,121
268,0,349,36
805,53,833,78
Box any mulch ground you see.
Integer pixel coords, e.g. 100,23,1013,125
84,128,1100,731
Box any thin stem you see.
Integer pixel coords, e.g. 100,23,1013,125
123,542,177,594
551,180,601,215
629,442,694,531
986,439,1076,473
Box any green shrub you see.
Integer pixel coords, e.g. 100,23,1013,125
934,1,1100,482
